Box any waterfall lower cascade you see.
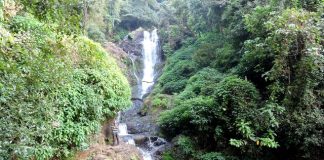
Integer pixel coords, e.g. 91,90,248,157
117,29,165,160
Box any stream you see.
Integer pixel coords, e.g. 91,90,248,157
117,29,166,160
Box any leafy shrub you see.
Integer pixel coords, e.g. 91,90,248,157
177,136,196,156
19,0,83,34
87,24,106,43
192,43,217,68
158,96,215,137
156,1,323,160
162,151,175,160
159,46,198,94
199,152,226,160
211,43,237,72
176,68,224,100
0,16,131,159
243,7,324,158
152,94,169,109
212,76,260,120
158,103,191,137
10,15,54,44
159,75,282,156
111,29,129,42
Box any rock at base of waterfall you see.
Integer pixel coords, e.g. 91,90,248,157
149,136,158,142
149,137,166,147
126,122,149,134
153,138,166,147
133,135,149,145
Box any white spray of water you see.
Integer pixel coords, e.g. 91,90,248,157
141,29,159,98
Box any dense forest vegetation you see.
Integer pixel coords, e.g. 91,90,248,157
0,0,323,160
0,1,131,159
152,0,324,160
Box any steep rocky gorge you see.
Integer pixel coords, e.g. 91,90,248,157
74,28,166,160
119,28,160,132
117,28,168,159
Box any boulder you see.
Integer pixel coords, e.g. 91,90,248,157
119,27,145,57
153,138,166,147
133,135,149,145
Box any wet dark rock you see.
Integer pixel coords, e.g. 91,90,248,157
150,137,158,142
153,138,166,147
138,110,147,117
133,135,149,145
131,98,143,102
121,100,160,136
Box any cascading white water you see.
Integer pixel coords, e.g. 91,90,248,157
139,29,159,160
141,29,159,98
139,148,153,160
118,29,160,160
117,113,136,145
129,56,140,83
118,123,128,136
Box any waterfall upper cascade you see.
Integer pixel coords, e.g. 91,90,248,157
141,29,159,98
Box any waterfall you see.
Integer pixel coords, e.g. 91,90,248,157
116,113,135,145
118,29,160,160
141,29,159,98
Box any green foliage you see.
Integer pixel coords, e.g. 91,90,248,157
158,101,191,137
19,0,83,34
192,43,217,68
213,76,260,117
0,2,3,21
162,151,175,160
199,152,226,160
177,136,196,156
160,25,188,56
2,0,323,159
244,6,272,36
157,1,323,159
159,46,197,94
86,24,106,43
9,14,55,45
152,94,169,109
0,11,130,159
167,0,223,34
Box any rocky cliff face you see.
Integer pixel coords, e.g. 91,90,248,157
119,27,145,57
119,27,145,100
119,27,163,99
